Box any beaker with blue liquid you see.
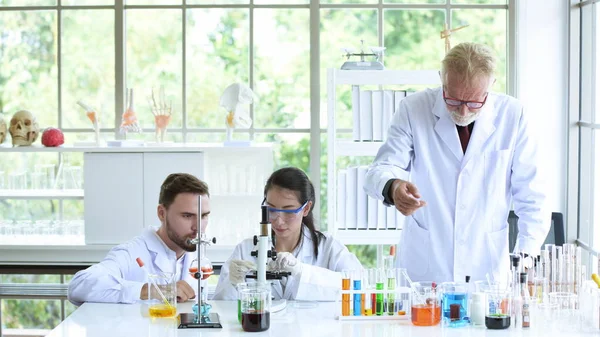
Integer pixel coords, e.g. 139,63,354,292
441,282,470,327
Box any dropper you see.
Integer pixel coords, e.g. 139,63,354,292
136,257,172,308
401,269,427,304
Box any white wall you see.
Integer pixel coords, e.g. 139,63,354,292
515,0,569,217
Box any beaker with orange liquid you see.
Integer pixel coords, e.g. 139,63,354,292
147,272,177,318
410,281,441,326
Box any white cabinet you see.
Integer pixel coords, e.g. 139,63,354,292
84,153,145,245
84,151,204,245
327,68,440,245
142,152,204,228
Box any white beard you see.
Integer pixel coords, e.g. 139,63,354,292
448,108,481,126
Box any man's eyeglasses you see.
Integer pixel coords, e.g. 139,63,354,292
265,201,308,221
443,90,488,109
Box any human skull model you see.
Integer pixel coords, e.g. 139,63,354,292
0,117,6,144
9,110,39,146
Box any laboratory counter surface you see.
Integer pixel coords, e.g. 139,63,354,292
46,301,597,337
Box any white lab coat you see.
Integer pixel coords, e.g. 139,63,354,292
365,87,548,284
212,226,362,301
68,227,198,305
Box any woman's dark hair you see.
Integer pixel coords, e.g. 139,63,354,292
264,167,325,257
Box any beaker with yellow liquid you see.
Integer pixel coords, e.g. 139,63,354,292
148,272,177,318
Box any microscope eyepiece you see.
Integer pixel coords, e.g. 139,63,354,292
261,204,269,224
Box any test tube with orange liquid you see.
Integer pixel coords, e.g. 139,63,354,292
341,270,351,316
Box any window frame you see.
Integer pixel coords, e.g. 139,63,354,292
0,0,513,232
570,0,600,267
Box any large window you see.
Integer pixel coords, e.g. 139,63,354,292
0,0,510,330
572,0,600,258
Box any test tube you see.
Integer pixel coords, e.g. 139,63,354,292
542,249,550,300
575,246,582,295
368,269,376,314
564,244,575,293
546,244,555,292
396,268,410,315
353,270,362,316
387,268,396,315
341,270,351,316
556,246,563,292
364,270,373,316
375,268,385,316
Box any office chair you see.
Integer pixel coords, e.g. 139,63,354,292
508,211,566,253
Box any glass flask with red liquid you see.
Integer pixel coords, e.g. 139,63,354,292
189,245,214,281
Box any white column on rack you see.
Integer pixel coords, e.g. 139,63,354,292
345,167,358,230
359,91,373,142
356,166,368,229
352,85,361,141
372,90,384,142
337,170,347,230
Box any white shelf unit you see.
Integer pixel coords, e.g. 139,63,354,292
0,144,273,264
327,69,440,246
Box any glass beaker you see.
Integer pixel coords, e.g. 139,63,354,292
549,292,579,331
485,288,511,329
236,282,253,323
441,282,469,327
410,281,441,326
8,172,27,190
239,283,271,332
35,164,55,189
147,272,177,318
535,302,559,333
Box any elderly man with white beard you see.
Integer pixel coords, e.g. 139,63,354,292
364,42,549,284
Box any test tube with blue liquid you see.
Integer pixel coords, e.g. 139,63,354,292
441,282,470,327
353,270,362,316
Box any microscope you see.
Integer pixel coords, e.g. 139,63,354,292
246,204,291,282
178,195,222,329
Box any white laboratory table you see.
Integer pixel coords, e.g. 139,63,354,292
47,301,596,337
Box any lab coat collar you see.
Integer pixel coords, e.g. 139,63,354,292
432,88,498,164
142,227,177,275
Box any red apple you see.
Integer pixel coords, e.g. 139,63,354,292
42,127,65,147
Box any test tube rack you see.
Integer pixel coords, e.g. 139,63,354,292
337,288,412,321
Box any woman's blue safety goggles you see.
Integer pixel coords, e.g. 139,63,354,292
264,201,308,221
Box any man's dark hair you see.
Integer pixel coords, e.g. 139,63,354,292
159,173,209,209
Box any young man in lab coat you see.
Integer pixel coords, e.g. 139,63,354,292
365,42,549,284
68,173,210,305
